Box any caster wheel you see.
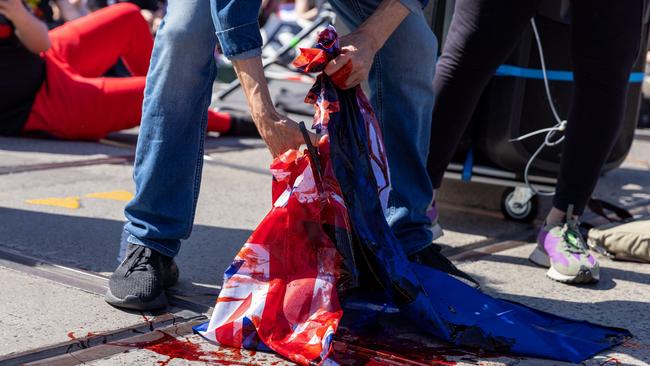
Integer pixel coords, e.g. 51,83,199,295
500,188,538,223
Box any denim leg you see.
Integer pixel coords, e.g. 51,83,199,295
328,1,437,255
123,0,218,258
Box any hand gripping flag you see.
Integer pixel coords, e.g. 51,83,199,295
196,26,631,365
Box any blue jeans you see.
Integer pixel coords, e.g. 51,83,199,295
123,0,217,257
124,0,436,257
329,0,437,255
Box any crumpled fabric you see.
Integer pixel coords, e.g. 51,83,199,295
196,26,631,365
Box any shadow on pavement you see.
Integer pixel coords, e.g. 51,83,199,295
104,132,266,152
0,207,252,300
0,134,264,157
595,167,650,209
0,136,132,157
479,252,650,290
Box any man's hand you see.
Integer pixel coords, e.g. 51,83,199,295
324,0,411,89
325,30,378,89
257,112,317,157
0,0,30,22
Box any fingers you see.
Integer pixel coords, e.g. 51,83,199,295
325,45,369,89
330,60,353,89
324,53,350,76
261,116,326,158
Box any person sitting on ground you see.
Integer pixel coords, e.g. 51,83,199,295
0,1,239,141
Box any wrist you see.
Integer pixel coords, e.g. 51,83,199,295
357,27,383,53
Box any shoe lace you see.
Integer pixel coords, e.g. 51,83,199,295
124,247,151,277
560,205,587,254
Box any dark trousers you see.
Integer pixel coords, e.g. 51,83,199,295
428,0,643,214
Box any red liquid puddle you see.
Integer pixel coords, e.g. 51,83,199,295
110,330,256,366
145,334,207,366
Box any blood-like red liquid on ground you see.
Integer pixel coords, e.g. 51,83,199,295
110,330,258,366
67,331,100,340
144,334,209,366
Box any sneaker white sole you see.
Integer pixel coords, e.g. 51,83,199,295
528,247,599,284
105,288,168,311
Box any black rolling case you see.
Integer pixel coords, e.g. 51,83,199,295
466,0,650,176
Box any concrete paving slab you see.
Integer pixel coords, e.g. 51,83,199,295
0,266,145,357
457,244,650,365
435,203,532,249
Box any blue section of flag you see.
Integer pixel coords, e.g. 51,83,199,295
496,64,645,83
224,259,245,280
192,321,209,334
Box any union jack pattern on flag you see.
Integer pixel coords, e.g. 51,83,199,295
195,143,349,365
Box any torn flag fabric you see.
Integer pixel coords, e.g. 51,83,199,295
196,26,630,365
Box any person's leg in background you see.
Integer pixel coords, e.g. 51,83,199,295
24,71,233,140
327,0,481,285
47,0,234,135
25,2,152,139
23,3,152,140
328,0,436,255
106,0,219,310
553,0,642,216
23,1,231,140
48,2,153,77
419,0,538,286
427,0,539,233
530,0,643,283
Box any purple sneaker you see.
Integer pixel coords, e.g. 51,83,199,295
529,207,599,284
426,200,444,241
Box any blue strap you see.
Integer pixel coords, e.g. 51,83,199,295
462,148,473,182
496,64,645,83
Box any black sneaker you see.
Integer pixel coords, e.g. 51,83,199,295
105,244,176,311
409,244,481,289
161,255,179,288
